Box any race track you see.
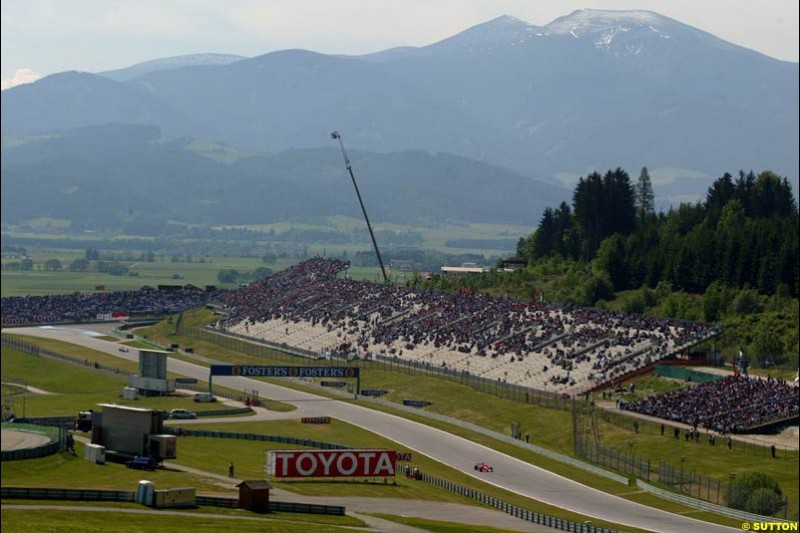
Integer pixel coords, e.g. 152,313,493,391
4,325,739,533
1,429,51,451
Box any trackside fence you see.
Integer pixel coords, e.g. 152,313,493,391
572,402,797,520
194,495,345,515
596,407,799,461
636,480,796,524
397,465,621,533
1,487,135,502
573,437,650,482
1,335,133,377
1,488,344,515
168,428,352,450
2,418,69,461
1,422,68,461
657,461,792,520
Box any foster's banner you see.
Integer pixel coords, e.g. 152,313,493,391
267,449,396,478
212,365,359,378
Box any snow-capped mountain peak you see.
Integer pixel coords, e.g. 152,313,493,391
543,9,685,57
428,14,543,51
545,9,667,36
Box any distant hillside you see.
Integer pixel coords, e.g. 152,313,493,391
98,53,246,82
1,10,796,199
0,124,568,229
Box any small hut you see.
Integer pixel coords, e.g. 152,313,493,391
237,480,273,513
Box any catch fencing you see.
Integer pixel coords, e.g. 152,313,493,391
595,408,799,462
1,334,133,377
657,461,792,520
637,480,796,524
572,402,798,520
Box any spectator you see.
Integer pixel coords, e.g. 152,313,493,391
622,375,798,435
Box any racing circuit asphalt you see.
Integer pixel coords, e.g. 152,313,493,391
5,325,740,533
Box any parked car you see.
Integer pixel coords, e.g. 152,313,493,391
169,409,197,420
193,393,217,403
125,456,160,471
118,347,129,353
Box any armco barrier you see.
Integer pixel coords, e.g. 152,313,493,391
196,495,345,515
636,479,797,524
195,495,238,508
170,428,351,450
1,487,135,502
2,488,345,515
270,501,346,515
1,441,60,461
1,422,64,461
9,417,73,428
194,407,252,417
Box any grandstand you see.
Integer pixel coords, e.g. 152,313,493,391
218,258,720,396
1,286,214,325
621,374,799,434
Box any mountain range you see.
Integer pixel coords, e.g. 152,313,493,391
1,9,798,225
1,123,567,229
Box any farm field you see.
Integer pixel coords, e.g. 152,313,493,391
1,215,532,296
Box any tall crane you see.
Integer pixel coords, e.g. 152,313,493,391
330,131,389,284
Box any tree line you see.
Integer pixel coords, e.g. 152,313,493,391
516,168,798,297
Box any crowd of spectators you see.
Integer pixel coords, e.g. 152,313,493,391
621,375,799,433
1,257,721,396
217,258,719,394
1,286,214,324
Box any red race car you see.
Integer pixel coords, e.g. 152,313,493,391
474,462,494,472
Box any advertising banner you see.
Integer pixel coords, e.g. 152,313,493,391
403,400,432,408
211,365,359,379
301,417,331,424
267,449,396,478
360,389,388,397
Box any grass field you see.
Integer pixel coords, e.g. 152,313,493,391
371,514,550,533
0,252,389,296
1,215,532,296
0,507,366,533
0,343,287,417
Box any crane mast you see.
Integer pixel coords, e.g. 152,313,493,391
330,131,389,284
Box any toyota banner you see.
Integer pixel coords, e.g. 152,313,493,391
266,449,397,478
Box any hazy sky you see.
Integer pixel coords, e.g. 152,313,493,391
2,0,798,86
